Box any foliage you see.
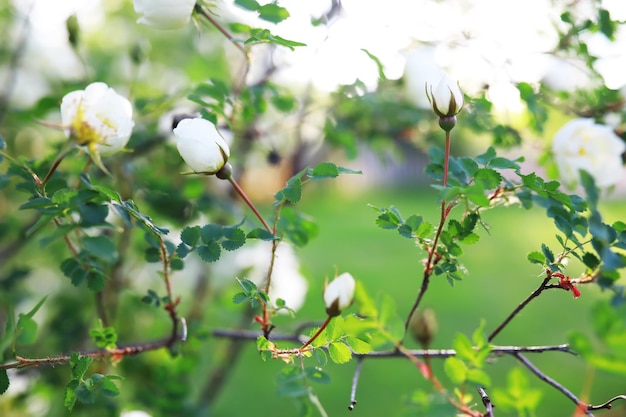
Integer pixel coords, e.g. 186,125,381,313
0,1,625,417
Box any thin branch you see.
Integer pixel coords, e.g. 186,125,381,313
513,352,593,417
194,4,247,56
587,395,626,411
348,357,364,411
478,386,495,417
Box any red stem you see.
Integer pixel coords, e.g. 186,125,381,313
299,316,332,351
228,177,272,233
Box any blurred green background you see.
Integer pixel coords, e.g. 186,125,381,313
208,184,626,417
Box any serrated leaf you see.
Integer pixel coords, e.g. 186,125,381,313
527,251,545,265
376,211,401,229
197,242,221,262
459,232,480,245
328,341,352,364
541,243,554,264
181,226,201,246
200,224,223,242
64,379,79,411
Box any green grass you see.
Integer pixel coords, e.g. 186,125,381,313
212,184,626,417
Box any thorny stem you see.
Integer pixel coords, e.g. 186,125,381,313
514,352,593,417
228,177,273,233
299,316,332,351
260,239,280,338
404,130,453,337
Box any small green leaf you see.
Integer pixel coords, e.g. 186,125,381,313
0,369,9,395
64,379,79,411
258,3,290,23
467,368,491,386
527,251,545,265
314,348,328,366
345,336,372,354
453,333,475,363
181,226,201,246
444,357,467,384
232,292,249,305
201,224,224,242
328,341,352,364
247,228,276,240
234,0,260,11
70,353,92,380
541,243,554,264
197,241,221,262
304,366,331,384
310,162,339,179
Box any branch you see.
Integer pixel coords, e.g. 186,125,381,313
587,395,626,411
478,386,495,417
513,352,593,417
348,357,364,411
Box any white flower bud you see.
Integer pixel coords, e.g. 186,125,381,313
323,273,356,317
426,74,464,117
173,118,230,175
60,82,134,156
552,118,625,189
133,0,196,30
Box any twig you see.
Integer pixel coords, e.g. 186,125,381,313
348,357,364,411
404,130,454,337
194,4,247,56
587,395,626,411
478,386,495,417
488,275,552,343
513,352,593,417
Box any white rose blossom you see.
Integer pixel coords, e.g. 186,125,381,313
173,118,230,175
552,118,626,189
425,74,464,117
323,272,356,317
60,82,134,155
133,0,196,30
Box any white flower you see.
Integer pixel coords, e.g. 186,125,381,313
173,118,230,175
552,118,625,189
133,0,196,30
323,272,356,317
425,74,464,117
60,82,134,156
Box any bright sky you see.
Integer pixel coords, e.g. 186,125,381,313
8,0,626,110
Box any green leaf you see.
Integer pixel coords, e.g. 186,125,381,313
70,353,92,380
245,29,306,51
527,251,545,265
310,162,339,179
232,292,249,305
314,349,328,366
475,147,497,165
568,331,594,357
376,211,401,229
234,0,260,11
452,333,475,363
236,278,258,294
304,366,331,384
89,325,118,350
19,197,54,210
201,224,224,242
258,4,290,23
474,168,502,189
444,357,467,384
198,241,221,262
0,369,9,395
222,227,246,251
274,171,304,204
83,235,118,264
541,243,554,264
65,379,79,411
247,228,276,240
328,341,352,364
181,226,201,246
344,336,372,354
467,368,491,386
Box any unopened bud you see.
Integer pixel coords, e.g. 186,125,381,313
410,308,438,348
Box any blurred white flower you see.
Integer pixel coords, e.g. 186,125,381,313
121,411,152,417
133,0,196,30
425,74,464,117
323,272,356,317
404,48,444,109
552,118,626,188
61,82,134,155
214,241,308,312
173,118,230,175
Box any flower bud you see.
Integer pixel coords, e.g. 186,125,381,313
425,74,464,118
60,82,134,173
133,0,196,30
409,308,438,349
173,118,231,175
323,273,356,317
